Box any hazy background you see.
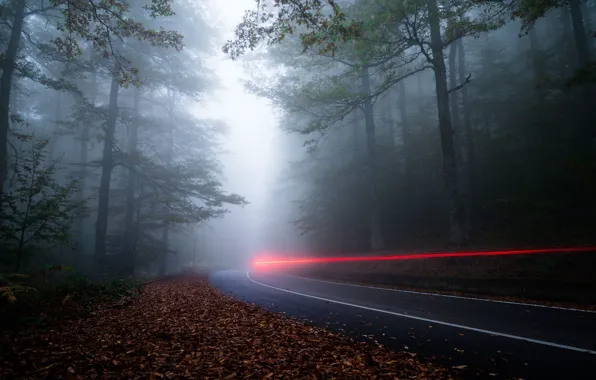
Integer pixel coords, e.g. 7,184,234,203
197,0,280,267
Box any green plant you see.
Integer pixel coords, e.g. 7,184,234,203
0,273,36,303
0,135,88,272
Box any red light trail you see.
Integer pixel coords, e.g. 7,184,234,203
252,246,596,267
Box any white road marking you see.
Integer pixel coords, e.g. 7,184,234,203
278,273,596,314
246,271,596,355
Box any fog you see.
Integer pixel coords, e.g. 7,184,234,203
196,0,280,268
1,0,596,277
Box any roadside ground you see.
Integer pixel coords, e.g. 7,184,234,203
1,274,453,379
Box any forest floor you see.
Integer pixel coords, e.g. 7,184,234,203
0,275,453,379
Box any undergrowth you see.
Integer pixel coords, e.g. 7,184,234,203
0,268,143,331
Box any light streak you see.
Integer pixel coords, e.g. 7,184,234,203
252,246,596,267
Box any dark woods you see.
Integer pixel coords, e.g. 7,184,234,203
0,0,246,278
234,0,596,254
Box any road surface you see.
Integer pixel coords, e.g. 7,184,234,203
210,270,596,379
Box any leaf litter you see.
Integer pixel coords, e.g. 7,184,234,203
1,276,454,379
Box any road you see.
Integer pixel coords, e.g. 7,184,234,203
210,270,596,379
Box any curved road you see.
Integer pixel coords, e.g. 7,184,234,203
210,270,596,379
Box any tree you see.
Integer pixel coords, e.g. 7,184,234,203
0,134,87,272
223,0,362,59
229,0,507,246
482,0,595,146
0,0,184,203
88,1,185,259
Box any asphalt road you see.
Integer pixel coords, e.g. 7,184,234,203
210,270,596,379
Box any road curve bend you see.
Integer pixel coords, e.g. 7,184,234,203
210,270,596,379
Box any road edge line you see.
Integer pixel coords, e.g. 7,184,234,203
246,271,596,355
278,273,596,314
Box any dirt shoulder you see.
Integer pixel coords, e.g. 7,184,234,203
0,275,452,379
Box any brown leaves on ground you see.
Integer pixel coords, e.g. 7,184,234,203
0,276,451,379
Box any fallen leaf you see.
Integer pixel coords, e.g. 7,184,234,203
0,277,454,379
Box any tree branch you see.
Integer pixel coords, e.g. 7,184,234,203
24,6,56,18
448,72,473,94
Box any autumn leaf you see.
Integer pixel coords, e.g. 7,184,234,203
0,276,453,379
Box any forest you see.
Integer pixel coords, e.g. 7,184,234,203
0,0,246,278
234,0,596,255
1,1,596,378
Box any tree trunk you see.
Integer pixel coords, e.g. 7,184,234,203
158,224,170,276
568,0,594,146
94,71,120,258
0,0,26,195
381,100,395,151
74,69,96,263
569,0,591,68
361,65,384,251
352,111,359,159
123,86,141,275
457,39,475,238
134,182,143,253
558,7,575,65
448,43,460,130
398,80,414,224
48,92,62,161
427,0,465,246
350,111,361,251
448,42,469,241
158,99,175,275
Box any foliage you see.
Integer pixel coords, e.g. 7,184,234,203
0,134,88,272
223,0,363,59
0,273,36,304
502,0,568,31
46,0,185,85
0,0,240,274
252,0,596,252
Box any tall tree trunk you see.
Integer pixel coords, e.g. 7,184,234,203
448,43,460,129
352,111,359,159
0,0,26,195
558,7,575,65
398,80,414,224
350,111,361,252
134,182,144,253
381,100,395,151
568,0,595,225
457,39,475,238
123,86,141,275
158,100,175,275
94,71,120,258
74,69,97,261
448,42,469,241
527,27,551,178
568,0,594,147
361,65,384,251
427,0,465,246
48,92,62,161
158,224,170,276
570,0,591,68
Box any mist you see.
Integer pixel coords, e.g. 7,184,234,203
1,0,596,277
2,1,596,379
